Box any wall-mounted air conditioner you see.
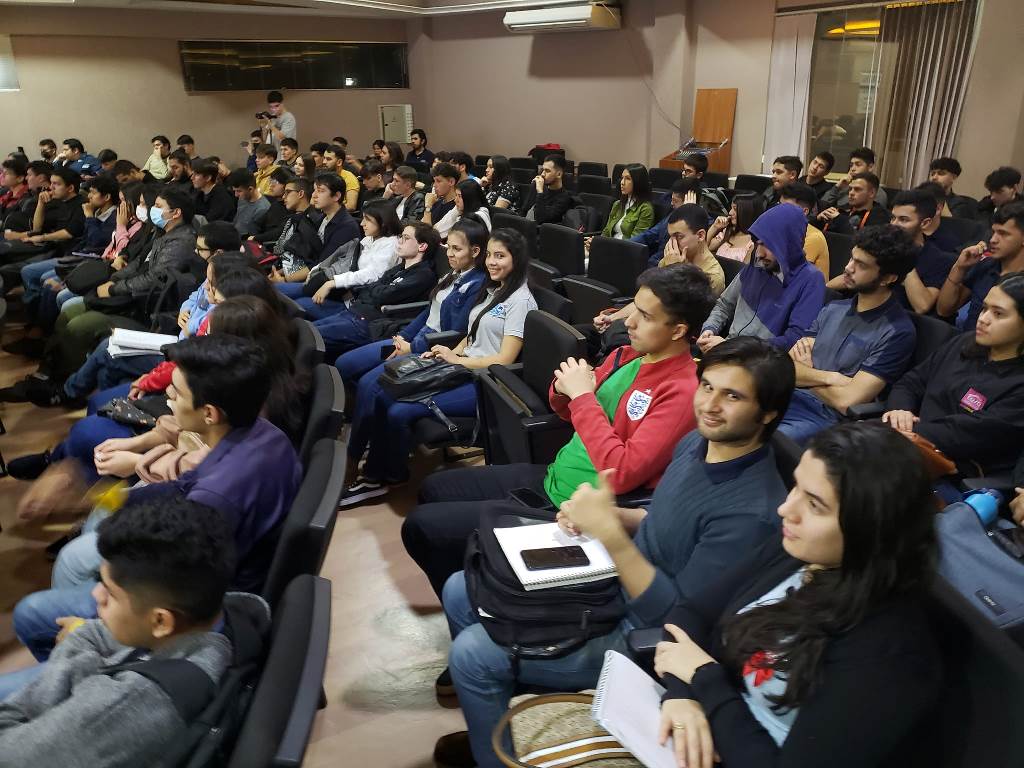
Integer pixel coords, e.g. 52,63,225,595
503,3,620,33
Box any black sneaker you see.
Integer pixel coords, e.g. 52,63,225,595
0,378,34,403
337,477,389,508
7,450,51,481
2,337,45,358
433,731,475,768
25,378,81,408
435,667,456,697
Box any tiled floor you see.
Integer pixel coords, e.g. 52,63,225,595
0,310,472,767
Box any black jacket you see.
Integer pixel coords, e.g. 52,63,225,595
348,259,436,322
253,198,289,244
194,183,236,223
661,537,941,768
110,223,198,297
824,202,890,235
519,186,572,225
274,208,323,273
886,333,1024,475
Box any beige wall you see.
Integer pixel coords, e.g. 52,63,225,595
0,7,411,167
954,0,1024,196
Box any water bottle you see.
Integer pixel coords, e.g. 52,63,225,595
965,489,1003,527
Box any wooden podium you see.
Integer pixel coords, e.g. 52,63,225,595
660,88,738,175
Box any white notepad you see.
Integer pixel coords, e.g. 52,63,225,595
591,650,677,768
493,522,617,591
108,328,178,358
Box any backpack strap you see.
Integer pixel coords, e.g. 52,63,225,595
104,658,216,723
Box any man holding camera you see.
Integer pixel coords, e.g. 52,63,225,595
257,90,297,150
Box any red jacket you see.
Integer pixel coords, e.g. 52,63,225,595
548,346,698,495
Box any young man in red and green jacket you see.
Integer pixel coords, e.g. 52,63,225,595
402,262,717,598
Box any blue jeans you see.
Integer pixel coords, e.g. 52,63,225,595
274,281,307,299
314,310,371,360
49,414,134,482
335,339,394,387
777,388,841,446
443,571,631,768
294,295,348,322
63,337,163,400
356,373,477,482
19,258,59,306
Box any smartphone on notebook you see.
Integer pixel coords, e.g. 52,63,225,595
521,545,590,571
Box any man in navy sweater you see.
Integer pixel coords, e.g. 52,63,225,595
433,336,795,768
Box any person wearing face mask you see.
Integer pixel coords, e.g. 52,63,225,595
698,204,826,354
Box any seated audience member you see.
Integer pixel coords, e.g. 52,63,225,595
601,163,655,239
55,138,100,178
142,135,171,181
294,172,360,281
268,177,321,284
191,160,236,223
383,165,427,222
358,160,387,209
632,178,700,265
298,199,399,318
293,153,316,181
654,422,939,768
819,147,889,209
432,150,453,170
0,166,84,273
779,182,829,277
38,138,58,163
322,144,360,211
435,336,795,767
99,148,119,173
453,179,491,231
251,167,291,245
226,168,270,238
910,181,962,254
310,141,330,168
0,156,30,220
938,201,1024,331
335,217,487,387
332,136,348,153
680,152,709,183
799,151,834,197
422,162,460,238
0,497,252,763
11,334,302,661
878,189,956,314
111,159,157,186
518,154,572,224
883,272,1024,477
778,225,917,444
763,156,803,208
707,195,765,262
449,151,477,183
403,263,715,595
341,228,537,505
699,204,825,353
977,166,1022,228
816,172,889,235
252,144,278,197
305,220,435,359
405,128,435,173
928,156,976,219
176,134,199,161
164,149,193,192
480,155,519,211
597,205,725,343
244,131,263,172
279,137,299,167
2,159,49,233
378,141,404,175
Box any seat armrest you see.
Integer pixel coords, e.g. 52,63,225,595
381,301,429,318
846,401,886,420
424,330,464,348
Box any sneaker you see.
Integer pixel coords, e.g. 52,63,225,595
433,731,475,768
0,378,34,403
337,476,389,508
435,667,456,697
7,450,51,481
2,337,45,358
26,378,84,409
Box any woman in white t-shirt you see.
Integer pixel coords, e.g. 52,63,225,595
455,179,492,231
339,228,538,507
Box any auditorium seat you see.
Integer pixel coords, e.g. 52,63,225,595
474,154,490,167
576,174,614,197
296,364,345,466
734,174,772,195
511,167,534,184
508,157,536,170
228,575,331,768
941,217,990,249
704,171,730,189
824,231,855,280
559,237,648,324
293,318,326,369
715,254,745,287
576,161,608,178
538,223,586,277
492,210,538,258
649,167,680,191
577,192,616,231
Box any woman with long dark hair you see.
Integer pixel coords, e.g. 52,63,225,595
481,155,519,211
293,153,317,181
653,421,940,768
381,141,405,174
882,271,1024,477
602,163,654,239
455,179,491,230
709,194,766,262
340,228,537,506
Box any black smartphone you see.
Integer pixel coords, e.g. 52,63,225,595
379,343,396,360
521,545,590,571
509,487,556,511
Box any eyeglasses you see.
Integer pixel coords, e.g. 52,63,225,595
283,188,301,196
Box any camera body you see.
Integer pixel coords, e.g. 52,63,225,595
255,111,272,120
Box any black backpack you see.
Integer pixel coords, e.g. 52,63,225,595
101,594,271,768
464,507,625,671
560,198,595,233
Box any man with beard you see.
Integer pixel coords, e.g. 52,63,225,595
777,224,917,444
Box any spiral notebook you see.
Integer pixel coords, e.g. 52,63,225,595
493,523,618,591
108,328,178,358
591,651,677,768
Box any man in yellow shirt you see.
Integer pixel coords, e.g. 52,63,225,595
780,182,830,279
322,145,360,212
253,144,279,196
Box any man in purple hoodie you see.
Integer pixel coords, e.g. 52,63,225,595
697,204,825,353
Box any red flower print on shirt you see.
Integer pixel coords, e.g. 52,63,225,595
743,650,776,687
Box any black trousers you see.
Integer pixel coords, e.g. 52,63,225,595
401,463,549,599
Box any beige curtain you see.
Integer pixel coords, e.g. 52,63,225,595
869,0,980,189
762,14,817,174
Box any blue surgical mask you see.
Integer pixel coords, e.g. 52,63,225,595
135,204,147,222
149,206,166,229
